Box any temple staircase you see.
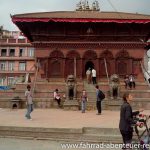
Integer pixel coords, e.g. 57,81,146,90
83,78,150,110
0,75,150,110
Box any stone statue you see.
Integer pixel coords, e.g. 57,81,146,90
110,74,120,99
66,75,76,100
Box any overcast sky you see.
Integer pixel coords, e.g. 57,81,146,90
1,0,150,31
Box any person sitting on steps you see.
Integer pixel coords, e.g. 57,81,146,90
53,89,61,107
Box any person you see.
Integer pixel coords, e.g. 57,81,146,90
129,74,136,89
25,85,33,120
119,92,143,149
86,68,91,84
53,89,61,107
124,75,129,89
95,85,105,115
92,68,97,84
81,90,88,113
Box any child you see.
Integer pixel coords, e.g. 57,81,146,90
81,90,88,113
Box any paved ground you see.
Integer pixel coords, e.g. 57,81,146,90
0,138,122,150
0,108,149,128
0,108,149,150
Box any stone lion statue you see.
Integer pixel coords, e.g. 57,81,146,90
66,75,76,100
110,74,120,99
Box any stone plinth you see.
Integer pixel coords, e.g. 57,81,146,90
11,96,22,109
106,98,122,110
63,100,79,110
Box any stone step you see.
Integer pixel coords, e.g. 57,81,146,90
0,126,144,143
0,126,122,143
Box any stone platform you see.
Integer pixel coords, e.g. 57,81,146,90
0,109,149,143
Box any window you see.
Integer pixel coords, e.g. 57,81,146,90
19,62,26,71
0,61,6,71
19,48,25,57
28,48,34,57
8,77,14,85
1,49,7,56
8,61,15,71
0,78,5,86
9,49,15,57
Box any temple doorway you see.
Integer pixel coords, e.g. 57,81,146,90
85,61,94,73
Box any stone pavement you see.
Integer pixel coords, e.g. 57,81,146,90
0,108,120,128
0,108,149,128
0,138,123,150
0,108,149,146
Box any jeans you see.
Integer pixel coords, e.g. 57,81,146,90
81,101,86,113
25,104,33,119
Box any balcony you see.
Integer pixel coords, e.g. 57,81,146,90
0,38,31,46
0,56,35,60
0,70,35,74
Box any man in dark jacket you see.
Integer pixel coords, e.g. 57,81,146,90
95,85,105,115
119,92,143,149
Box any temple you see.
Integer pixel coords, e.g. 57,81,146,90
11,5,150,80
4,1,150,110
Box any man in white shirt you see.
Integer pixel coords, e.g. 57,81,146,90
92,68,97,84
129,74,135,89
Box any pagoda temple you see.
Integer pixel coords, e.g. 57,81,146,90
11,2,150,80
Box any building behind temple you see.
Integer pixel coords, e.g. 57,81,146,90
0,30,35,86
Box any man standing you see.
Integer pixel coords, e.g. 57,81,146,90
119,92,143,149
95,85,105,115
92,68,97,84
25,85,33,120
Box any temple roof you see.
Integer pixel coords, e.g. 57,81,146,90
12,11,150,20
11,11,150,42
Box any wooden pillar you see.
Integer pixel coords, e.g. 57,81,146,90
81,58,84,79
46,58,48,78
74,58,76,78
61,57,65,78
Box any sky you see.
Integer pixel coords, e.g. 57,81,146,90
1,0,150,31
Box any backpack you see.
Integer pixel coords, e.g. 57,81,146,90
98,90,105,100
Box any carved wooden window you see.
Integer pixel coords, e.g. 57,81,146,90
66,51,80,59
117,61,127,75
50,50,64,58
84,50,97,60
49,50,64,77
116,50,129,59
100,50,113,60
51,60,61,76
67,60,74,75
